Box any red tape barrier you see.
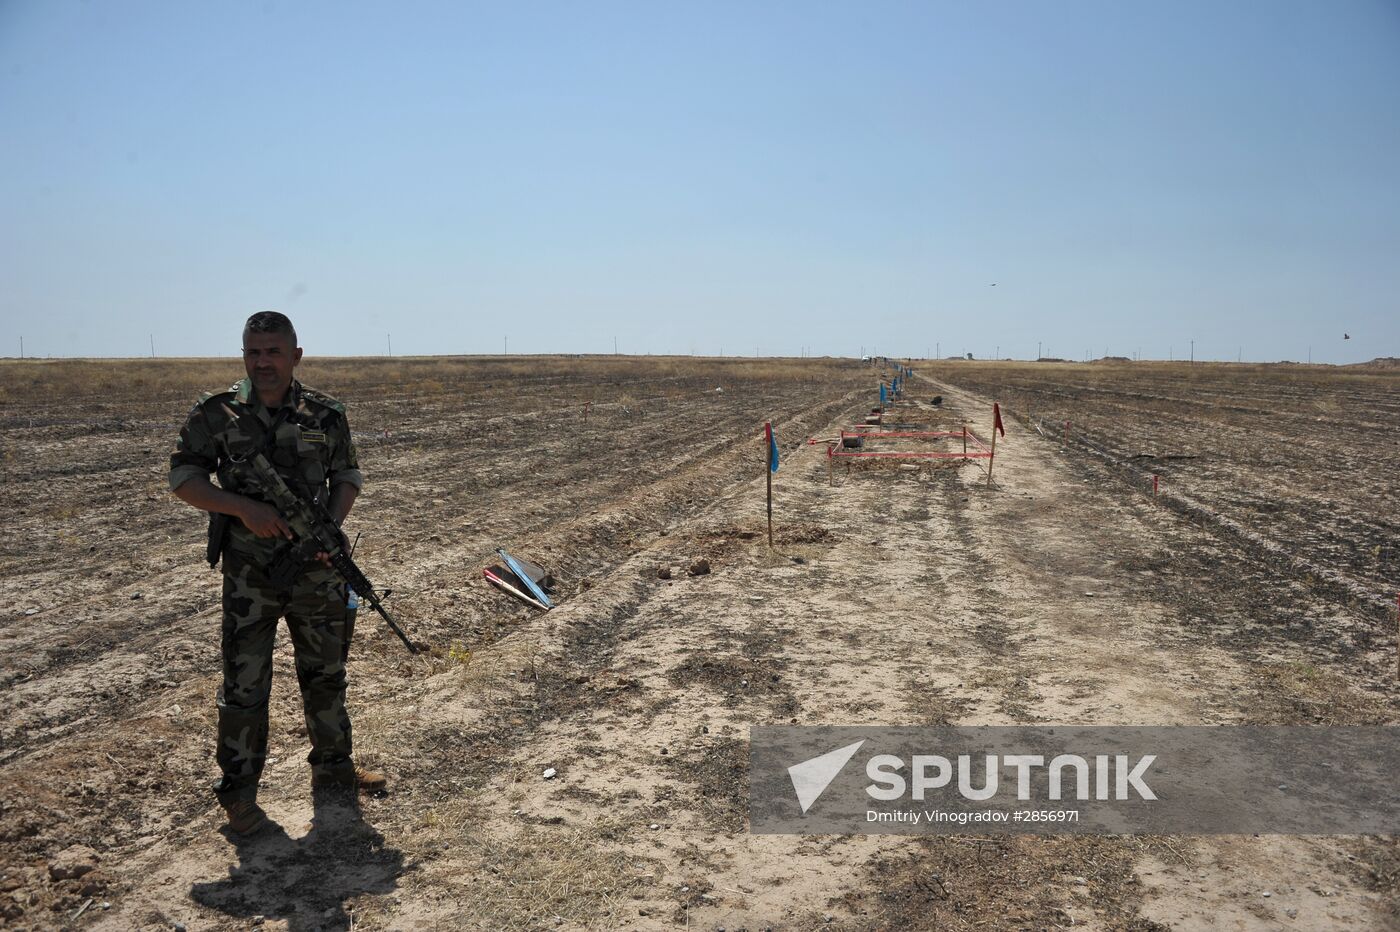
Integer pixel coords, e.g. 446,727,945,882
815,416,1001,469
842,429,961,439
827,447,992,460
962,429,992,454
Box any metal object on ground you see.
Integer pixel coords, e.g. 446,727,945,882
484,566,550,610
493,548,554,609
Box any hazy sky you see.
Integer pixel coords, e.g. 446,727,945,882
2,1,1398,363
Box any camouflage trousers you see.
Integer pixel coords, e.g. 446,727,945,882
215,555,356,802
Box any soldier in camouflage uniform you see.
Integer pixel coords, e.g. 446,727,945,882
170,311,384,834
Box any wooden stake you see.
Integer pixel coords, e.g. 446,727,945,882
827,444,834,486
987,426,997,486
962,426,968,455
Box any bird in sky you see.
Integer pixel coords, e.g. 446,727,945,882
1344,333,1351,340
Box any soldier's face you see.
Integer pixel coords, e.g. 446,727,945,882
242,330,302,402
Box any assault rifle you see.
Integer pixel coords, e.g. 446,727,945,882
221,403,420,654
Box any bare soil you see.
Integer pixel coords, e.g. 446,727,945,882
1,356,1396,931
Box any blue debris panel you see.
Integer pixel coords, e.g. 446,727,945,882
484,548,555,610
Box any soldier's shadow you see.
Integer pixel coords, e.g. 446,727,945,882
190,793,402,931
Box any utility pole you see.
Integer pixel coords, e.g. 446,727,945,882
1190,339,1194,364
936,341,940,358
1037,341,1041,360
1308,346,1312,364
150,334,155,358
387,333,392,356
19,335,24,358
995,345,999,360
614,336,618,355
504,335,508,355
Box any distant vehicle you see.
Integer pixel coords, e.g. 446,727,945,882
861,355,871,362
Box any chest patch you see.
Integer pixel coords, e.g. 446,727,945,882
300,429,328,444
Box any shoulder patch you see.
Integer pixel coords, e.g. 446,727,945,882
300,385,347,414
197,386,237,407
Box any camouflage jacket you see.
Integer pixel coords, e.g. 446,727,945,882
170,378,363,565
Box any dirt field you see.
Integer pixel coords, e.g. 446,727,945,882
1,356,1397,931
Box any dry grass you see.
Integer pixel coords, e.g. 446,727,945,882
1245,660,1395,725
912,357,1400,392
0,354,865,406
376,819,658,931
346,632,660,930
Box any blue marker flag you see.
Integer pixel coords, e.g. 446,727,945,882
880,383,887,405
765,421,779,472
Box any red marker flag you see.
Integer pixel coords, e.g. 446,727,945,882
993,402,1005,437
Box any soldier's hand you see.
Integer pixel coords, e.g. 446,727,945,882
315,528,349,568
239,501,293,539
